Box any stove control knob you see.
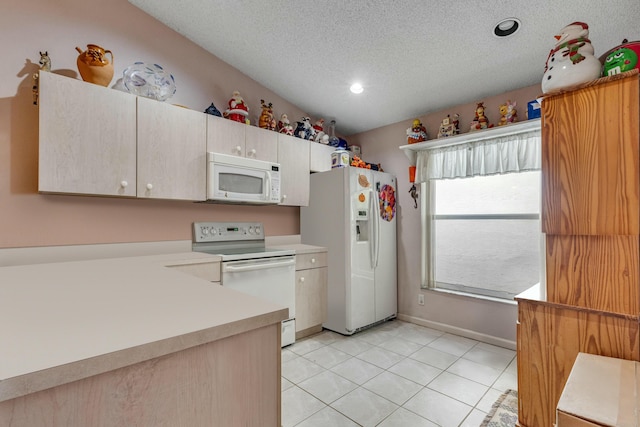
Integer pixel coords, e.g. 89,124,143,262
202,227,209,235
211,228,217,235
248,226,254,234
255,226,261,235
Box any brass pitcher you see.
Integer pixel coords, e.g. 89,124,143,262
75,44,114,87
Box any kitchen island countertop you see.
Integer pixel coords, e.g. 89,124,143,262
0,252,287,403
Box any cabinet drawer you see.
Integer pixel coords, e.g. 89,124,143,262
296,252,327,270
168,262,221,282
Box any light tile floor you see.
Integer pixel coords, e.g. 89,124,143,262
281,320,517,427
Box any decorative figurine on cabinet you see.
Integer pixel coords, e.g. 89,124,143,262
204,102,222,117
541,22,601,94
498,100,518,126
470,102,493,131
437,114,459,138
312,118,327,143
602,39,640,76
32,51,51,105
294,116,316,140
277,113,294,135
258,99,276,131
406,119,428,144
224,90,249,124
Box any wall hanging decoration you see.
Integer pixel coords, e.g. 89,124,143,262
75,44,114,87
122,62,176,101
541,22,600,94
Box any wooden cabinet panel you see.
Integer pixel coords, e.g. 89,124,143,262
541,73,639,235
546,235,640,315
277,134,310,206
246,125,278,162
137,97,207,201
517,299,640,427
38,71,137,197
295,252,328,270
295,267,328,333
309,142,335,172
207,116,278,162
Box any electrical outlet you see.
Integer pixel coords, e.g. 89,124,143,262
418,294,425,305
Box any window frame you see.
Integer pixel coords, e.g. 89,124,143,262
421,174,543,300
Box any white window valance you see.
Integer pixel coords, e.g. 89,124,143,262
414,127,541,182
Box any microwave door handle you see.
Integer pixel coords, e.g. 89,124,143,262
266,173,271,200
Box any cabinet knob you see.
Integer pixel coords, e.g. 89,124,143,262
282,194,287,200
299,277,305,283
250,148,256,156
235,145,242,154
146,183,153,190
120,181,128,188
311,258,316,263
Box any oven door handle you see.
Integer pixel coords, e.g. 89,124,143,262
222,258,296,272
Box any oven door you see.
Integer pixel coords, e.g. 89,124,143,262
221,255,296,319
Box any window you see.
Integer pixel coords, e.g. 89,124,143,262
410,120,543,300
427,171,541,299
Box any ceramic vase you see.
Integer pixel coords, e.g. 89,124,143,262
75,44,114,87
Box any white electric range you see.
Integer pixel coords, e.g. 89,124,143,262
192,222,296,346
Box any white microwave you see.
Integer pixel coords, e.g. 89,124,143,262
207,152,281,204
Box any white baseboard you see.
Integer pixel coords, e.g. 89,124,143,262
397,313,516,350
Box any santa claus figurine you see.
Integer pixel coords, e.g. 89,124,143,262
312,118,326,142
541,22,601,94
224,90,249,124
277,113,294,135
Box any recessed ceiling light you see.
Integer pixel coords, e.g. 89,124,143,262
493,18,521,38
350,83,364,94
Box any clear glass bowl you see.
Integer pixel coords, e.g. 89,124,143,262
123,62,176,101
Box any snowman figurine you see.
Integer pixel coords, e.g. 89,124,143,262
541,22,601,94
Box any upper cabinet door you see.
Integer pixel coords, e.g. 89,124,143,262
541,73,640,235
277,133,310,206
137,97,207,201
206,115,278,162
38,72,137,196
206,115,246,157
245,125,278,162
309,142,335,172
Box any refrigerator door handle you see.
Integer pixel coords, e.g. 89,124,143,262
369,190,376,269
373,186,381,268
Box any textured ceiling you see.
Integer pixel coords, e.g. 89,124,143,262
128,0,640,135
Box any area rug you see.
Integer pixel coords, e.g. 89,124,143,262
481,389,518,427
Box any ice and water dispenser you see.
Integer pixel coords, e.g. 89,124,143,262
355,190,370,242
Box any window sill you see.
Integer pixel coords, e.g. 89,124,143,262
424,287,518,306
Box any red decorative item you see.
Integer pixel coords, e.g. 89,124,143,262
224,90,249,124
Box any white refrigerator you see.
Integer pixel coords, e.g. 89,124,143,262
301,167,397,335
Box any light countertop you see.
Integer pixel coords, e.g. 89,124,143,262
0,252,287,403
270,243,327,254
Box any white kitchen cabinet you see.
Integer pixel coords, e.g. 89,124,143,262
137,96,206,201
309,142,335,172
38,71,137,197
277,133,310,206
295,251,328,339
38,72,206,201
206,115,278,162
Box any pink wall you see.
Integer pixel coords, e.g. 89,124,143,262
349,84,542,341
0,0,310,248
